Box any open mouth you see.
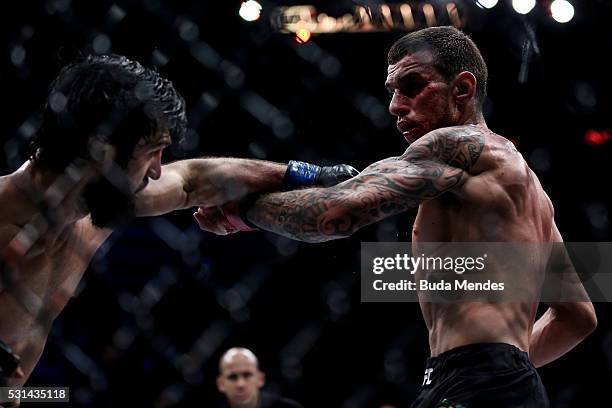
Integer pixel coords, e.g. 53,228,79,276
398,122,420,141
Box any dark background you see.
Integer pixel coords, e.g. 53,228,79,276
2,0,611,406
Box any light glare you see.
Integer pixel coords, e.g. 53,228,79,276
477,0,498,9
551,0,574,23
512,0,536,14
239,1,262,22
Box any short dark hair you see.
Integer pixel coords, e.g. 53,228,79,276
388,26,488,105
31,54,187,172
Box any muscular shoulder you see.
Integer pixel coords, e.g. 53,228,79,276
0,175,15,224
0,176,27,248
415,125,527,181
457,129,552,219
404,125,487,174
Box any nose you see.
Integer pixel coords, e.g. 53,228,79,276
147,151,163,180
388,91,410,118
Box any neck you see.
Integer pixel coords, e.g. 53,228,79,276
12,160,96,230
457,105,487,128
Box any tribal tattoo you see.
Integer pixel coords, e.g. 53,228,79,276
246,127,485,242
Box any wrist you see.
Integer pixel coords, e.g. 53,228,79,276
282,160,321,190
219,197,260,231
238,194,260,229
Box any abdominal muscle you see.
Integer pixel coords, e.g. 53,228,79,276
413,194,547,357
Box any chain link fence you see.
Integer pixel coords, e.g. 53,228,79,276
2,0,612,406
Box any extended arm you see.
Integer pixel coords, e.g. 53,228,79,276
135,158,287,216
244,127,485,242
529,223,597,367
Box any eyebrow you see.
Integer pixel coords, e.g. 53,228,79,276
148,138,172,150
132,140,171,157
226,370,254,377
386,72,422,90
154,140,171,149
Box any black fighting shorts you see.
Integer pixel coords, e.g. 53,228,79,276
410,343,549,408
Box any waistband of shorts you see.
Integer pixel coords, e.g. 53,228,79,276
426,342,530,371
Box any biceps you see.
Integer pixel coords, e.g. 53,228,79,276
327,163,462,230
134,167,188,216
356,159,465,202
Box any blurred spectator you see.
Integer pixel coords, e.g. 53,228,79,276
217,347,303,408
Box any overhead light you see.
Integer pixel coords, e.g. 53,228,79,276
550,0,574,23
476,0,498,9
239,1,262,22
512,0,536,14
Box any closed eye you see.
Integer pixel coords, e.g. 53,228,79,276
398,78,425,98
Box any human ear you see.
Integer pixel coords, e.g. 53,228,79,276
87,136,115,164
256,371,265,388
216,376,226,393
452,71,477,106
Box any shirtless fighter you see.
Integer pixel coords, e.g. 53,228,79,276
0,54,357,392
196,27,597,407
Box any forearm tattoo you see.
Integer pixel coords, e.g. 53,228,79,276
247,128,485,242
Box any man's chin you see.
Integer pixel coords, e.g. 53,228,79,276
232,395,256,407
402,128,424,144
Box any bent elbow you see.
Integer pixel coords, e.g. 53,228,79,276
290,207,358,243
294,224,354,244
317,207,360,241
553,301,597,340
583,303,598,335
569,302,597,338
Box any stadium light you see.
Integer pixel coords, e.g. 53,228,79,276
550,0,574,23
512,0,536,14
476,0,498,9
239,1,262,22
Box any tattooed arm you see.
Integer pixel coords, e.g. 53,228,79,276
244,127,485,242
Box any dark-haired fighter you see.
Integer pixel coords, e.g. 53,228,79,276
197,27,597,407
0,54,357,391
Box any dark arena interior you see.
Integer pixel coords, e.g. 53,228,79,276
1,0,611,406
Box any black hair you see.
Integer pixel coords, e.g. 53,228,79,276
388,26,488,105
30,54,187,171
